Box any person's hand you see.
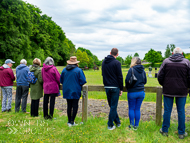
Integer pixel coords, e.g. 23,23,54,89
119,90,123,96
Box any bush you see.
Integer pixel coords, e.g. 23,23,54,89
142,63,162,68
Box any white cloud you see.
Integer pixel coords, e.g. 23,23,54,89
25,0,190,60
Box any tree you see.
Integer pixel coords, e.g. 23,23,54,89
124,55,132,67
134,53,139,57
164,44,176,58
144,49,163,66
116,56,124,65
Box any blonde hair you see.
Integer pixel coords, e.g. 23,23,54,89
33,58,41,66
130,57,141,68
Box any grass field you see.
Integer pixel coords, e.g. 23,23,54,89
1,103,190,143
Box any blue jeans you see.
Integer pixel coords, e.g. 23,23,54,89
162,96,186,134
105,88,120,127
127,91,145,126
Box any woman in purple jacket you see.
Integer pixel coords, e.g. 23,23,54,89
42,57,61,119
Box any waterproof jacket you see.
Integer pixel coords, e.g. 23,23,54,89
0,64,15,87
158,54,190,97
42,63,60,94
29,65,43,100
102,55,123,90
16,64,30,86
125,65,147,92
60,65,86,99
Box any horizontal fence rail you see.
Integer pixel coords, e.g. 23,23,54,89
1,83,163,125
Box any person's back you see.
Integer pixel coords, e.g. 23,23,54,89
16,64,29,86
158,53,190,96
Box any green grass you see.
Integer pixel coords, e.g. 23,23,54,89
0,103,190,143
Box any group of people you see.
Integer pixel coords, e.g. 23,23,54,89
0,47,189,139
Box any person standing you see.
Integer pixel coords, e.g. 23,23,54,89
29,58,43,117
102,48,123,130
158,47,190,139
125,57,147,130
42,57,60,119
60,56,86,127
15,59,29,113
0,59,15,112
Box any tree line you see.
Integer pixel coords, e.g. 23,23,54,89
0,0,101,67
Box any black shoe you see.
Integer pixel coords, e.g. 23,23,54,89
179,132,188,139
7,109,11,112
2,110,6,113
160,128,168,137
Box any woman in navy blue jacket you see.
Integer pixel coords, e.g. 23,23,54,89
60,56,86,127
125,57,147,130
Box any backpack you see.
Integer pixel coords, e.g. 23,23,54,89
27,71,38,84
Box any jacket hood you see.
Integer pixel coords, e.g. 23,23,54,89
133,65,144,73
43,63,54,71
104,55,116,64
30,65,40,76
16,64,28,70
66,64,78,70
169,54,184,62
2,64,10,69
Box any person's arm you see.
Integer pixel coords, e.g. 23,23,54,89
60,70,64,84
125,68,132,89
54,67,61,85
79,70,87,86
144,71,147,84
157,62,165,86
38,70,43,84
187,61,190,88
9,69,15,81
116,62,123,91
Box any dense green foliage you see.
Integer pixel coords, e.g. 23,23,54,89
0,0,76,66
144,49,163,66
76,47,101,68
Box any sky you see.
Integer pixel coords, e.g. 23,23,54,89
25,0,190,60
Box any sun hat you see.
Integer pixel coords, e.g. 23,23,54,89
67,56,80,65
5,59,15,64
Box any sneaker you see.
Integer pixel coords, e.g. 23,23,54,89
7,109,11,112
67,123,72,127
116,123,121,127
133,126,138,131
128,125,133,130
179,132,188,139
160,128,168,137
72,122,78,126
108,125,116,130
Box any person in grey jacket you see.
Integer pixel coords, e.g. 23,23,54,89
15,59,30,113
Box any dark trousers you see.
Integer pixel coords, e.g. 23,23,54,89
105,88,120,127
43,94,56,118
15,86,29,112
66,99,79,124
162,96,186,134
31,99,40,117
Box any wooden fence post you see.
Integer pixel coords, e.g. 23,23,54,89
156,86,162,126
82,85,88,122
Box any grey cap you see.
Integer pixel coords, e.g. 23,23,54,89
5,59,15,64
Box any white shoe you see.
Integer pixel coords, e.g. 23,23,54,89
67,123,72,127
108,125,116,130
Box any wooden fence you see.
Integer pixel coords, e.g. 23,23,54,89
1,83,163,125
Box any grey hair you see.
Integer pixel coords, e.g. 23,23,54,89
173,47,183,54
44,57,54,65
20,59,27,64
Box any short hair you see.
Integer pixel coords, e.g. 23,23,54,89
173,47,183,54
130,57,141,68
111,48,118,56
33,58,41,66
44,57,54,65
20,59,27,65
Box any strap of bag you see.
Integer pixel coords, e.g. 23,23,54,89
132,68,134,75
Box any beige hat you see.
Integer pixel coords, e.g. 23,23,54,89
67,56,80,64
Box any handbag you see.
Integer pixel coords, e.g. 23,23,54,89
128,68,137,87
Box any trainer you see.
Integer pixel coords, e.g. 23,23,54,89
158,47,190,139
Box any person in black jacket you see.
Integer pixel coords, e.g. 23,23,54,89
125,57,147,130
158,47,190,139
102,48,123,130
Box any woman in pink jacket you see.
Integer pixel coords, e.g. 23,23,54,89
42,57,60,119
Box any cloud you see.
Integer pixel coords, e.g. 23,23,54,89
25,0,190,60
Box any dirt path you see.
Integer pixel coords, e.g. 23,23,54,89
8,90,190,122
